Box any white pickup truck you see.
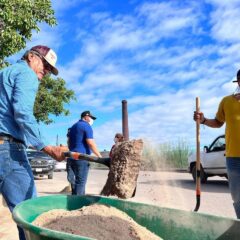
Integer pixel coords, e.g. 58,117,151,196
188,135,227,183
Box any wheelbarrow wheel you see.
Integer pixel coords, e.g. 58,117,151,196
192,164,208,184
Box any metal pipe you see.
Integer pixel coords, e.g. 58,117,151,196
122,100,129,140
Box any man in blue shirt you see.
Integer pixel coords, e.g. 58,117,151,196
67,110,102,195
0,45,64,240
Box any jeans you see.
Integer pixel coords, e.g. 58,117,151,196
226,157,240,218
66,158,90,195
0,141,37,240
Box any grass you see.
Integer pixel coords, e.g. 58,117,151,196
90,139,191,171
141,139,190,171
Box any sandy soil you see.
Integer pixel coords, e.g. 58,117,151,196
101,139,143,198
33,203,162,240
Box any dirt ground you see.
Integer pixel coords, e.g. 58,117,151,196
0,170,235,240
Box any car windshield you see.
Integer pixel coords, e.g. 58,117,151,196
27,151,49,158
210,136,225,151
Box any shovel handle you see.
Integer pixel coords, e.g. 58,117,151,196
194,97,201,211
64,152,110,168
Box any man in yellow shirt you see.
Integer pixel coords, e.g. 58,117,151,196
194,69,240,218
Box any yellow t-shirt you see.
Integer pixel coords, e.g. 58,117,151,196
216,95,240,157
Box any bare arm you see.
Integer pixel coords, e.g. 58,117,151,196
202,118,224,128
193,111,224,128
42,145,65,161
86,139,102,157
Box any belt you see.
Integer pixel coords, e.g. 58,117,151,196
0,134,24,144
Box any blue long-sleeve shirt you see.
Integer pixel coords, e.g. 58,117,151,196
0,60,47,150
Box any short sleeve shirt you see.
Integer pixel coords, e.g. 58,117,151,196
215,95,240,157
68,120,93,154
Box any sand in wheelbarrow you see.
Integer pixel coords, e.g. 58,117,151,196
33,140,161,239
101,139,143,199
33,203,162,240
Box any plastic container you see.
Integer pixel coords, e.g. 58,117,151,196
13,195,240,240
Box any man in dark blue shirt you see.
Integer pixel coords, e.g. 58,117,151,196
67,111,102,195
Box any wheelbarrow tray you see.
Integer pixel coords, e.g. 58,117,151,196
13,194,240,240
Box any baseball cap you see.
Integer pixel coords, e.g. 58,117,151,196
232,69,240,83
81,111,96,120
30,45,58,75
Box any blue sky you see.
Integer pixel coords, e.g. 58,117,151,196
10,0,240,150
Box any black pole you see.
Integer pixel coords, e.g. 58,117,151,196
122,100,129,140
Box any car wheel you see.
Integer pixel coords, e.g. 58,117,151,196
192,165,208,183
48,173,53,179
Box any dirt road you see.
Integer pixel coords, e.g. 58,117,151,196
0,170,235,239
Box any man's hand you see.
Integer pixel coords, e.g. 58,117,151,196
42,146,65,161
194,111,224,128
86,139,102,158
193,111,205,123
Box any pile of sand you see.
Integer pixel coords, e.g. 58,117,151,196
33,203,162,240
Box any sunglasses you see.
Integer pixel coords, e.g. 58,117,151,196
33,52,53,72
42,58,53,72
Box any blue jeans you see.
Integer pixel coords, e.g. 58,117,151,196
226,157,240,218
66,158,90,195
0,141,37,240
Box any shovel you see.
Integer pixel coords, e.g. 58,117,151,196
64,151,111,168
63,151,137,198
194,97,201,212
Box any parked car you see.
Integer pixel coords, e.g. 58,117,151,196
27,150,55,179
188,135,227,183
54,160,67,172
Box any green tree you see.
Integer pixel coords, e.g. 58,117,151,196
0,0,76,123
34,76,75,124
0,0,56,67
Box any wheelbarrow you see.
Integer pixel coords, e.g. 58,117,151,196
13,194,240,240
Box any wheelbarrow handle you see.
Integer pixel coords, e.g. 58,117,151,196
63,152,110,168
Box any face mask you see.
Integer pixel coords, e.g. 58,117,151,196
233,85,240,95
89,118,94,126
114,137,118,143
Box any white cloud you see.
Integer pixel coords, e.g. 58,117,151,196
208,1,240,42
52,0,85,13
27,1,240,151
206,0,240,7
